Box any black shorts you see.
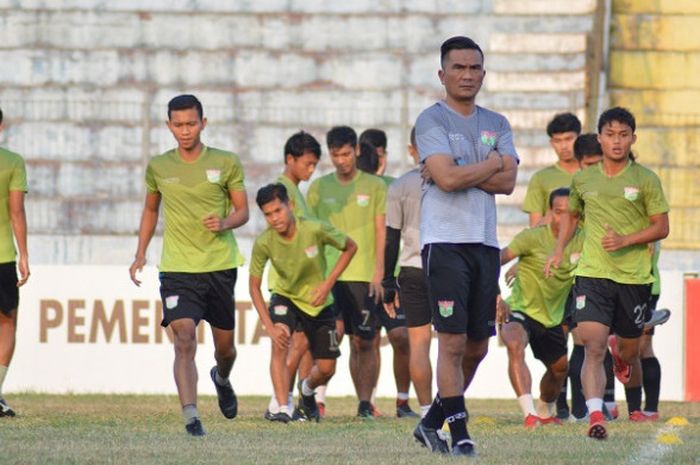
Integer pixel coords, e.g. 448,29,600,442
422,243,499,339
159,268,237,330
332,281,377,340
398,266,431,327
562,291,575,329
376,300,407,332
0,262,18,315
269,294,340,360
509,311,568,365
572,276,651,339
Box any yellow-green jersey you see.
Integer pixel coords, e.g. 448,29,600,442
0,148,27,263
569,161,669,285
250,217,347,316
506,225,584,328
651,241,661,296
523,164,574,216
278,174,311,219
145,145,246,272
307,171,386,282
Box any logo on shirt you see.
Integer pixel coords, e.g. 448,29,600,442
624,186,640,201
356,194,370,207
273,305,288,316
163,177,180,184
323,197,337,204
570,252,581,265
448,133,465,142
304,245,319,258
438,300,454,318
480,131,497,147
576,295,586,310
165,295,179,309
206,169,221,183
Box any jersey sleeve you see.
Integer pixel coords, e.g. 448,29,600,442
385,181,403,229
306,179,320,218
522,172,545,214
416,110,451,162
495,115,519,162
249,236,269,278
568,173,584,215
506,228,532,258
9,156,28,192
145,161,159,193
318,221,347,251
225,154,246,192
374,179,387,217
642,170,670,217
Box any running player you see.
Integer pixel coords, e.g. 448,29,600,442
414,36,518,456
498,188,581,427
249,183,357,422
129,95,249,436
545,107,669,439
523,112,581,227
383,126,433,419
0,107,30,418
264,131,321,420
306,126,387,418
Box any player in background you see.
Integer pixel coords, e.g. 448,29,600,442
249,183,357,422
498,188,580,427
307,126,387,418
356,140,416,418
360,128,389,177
0,107,30,418
129,95,249,436
383,126,433,418
264,131,322,420
545,107,669,439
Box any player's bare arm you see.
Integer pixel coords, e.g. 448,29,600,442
311,237,357,307
423,151,502,192
249,274,290,350
601,213,669,253
477,154,518,194
129,192,161,286
544,210,578,278
203,189,250,232
9,190,29,287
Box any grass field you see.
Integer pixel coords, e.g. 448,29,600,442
1,394,698,464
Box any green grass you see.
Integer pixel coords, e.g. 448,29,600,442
1,394,698,464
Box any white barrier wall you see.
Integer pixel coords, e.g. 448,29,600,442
6,266,687,401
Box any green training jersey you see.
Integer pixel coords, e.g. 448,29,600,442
0,148,27,264
145,145,246,272
506,225,584,328
250,217,347,316
569,161,669,285
651,241,661,296
523,164,575,215
278,174,311,219
307,170,386,282
381,175,395,187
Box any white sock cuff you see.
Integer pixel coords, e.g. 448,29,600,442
397,392,410,401
586,397,604,414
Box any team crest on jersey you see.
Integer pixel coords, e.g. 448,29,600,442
480,130,497,147
165,295,179,309
576,295,586,310
356,194,370,207
570,252,581,264
305,245,319,258
273,305,288,316
206,169,221,183
438,300,454,318
624,186,639,201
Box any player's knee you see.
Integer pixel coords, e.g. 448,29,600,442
317,361,336,380
173,334,197,357
389,330,409,352
352,336,374,352
548,357,569,379
215,344,235,363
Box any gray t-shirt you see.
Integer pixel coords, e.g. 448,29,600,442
386,167,422,269
416,101,518,248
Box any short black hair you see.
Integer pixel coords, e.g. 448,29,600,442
326,126,357,150
409,126,416,147
256,183,289,209
284,131,321,162
546,112,581,137
598,107,636,134
549,187,571,209
440,36,484,68
359,128,387,150
573,133,602,161
356,142,379,174
168,94,203,120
